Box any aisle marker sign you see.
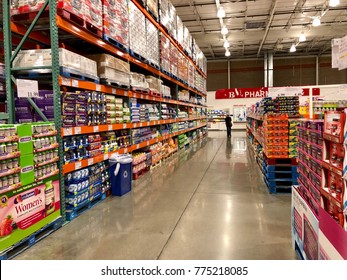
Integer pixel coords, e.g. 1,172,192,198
17,79,39,98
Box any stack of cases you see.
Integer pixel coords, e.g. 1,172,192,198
149,142,162,166
188,61,195,88
131,72,149,92
161,84,171,99
161,104,176,120
129,1,147,59
260,97,275,115
288,120,299,158
84,0,103,33
263,113,289,158
159,0,169,30
130,98,140,123
160,33,171,74
146,19,160,68
170,43,179,78
15,90,54,123
146,76,162,96
183,26,192,57
297,120,324,217
167,1,177,40
107,96,125,124
63,135,89,164
275,96,299,117
322,110,347,229
147,104,160,121
103,0,129,49
140,105,150,122
178,54,188,82
88,54,130,88
132,152,147,178
177,16,184,48
146,0,158,19
178,90,189,102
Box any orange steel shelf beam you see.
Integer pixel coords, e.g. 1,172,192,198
11,22,51,45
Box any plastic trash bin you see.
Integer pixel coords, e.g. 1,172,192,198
109,154,133,196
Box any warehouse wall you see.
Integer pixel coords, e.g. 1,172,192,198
207,56,347,91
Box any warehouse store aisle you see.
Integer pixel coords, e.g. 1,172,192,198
15,131,295,260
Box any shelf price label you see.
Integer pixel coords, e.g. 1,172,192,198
61,77,71,86
146,141,150,146
124,91,128,96
72,79,79,88
104,154,108,160
94,126,99,133
140,123,143,127
88,158,94,166
124,148,128,153
123,123,127,129
74,127,81,135
17,79,39,98
112,88,116,94
75,161,82,170
64,127,72,136
96,84,101,92
108,125,113,131
136,144,140,149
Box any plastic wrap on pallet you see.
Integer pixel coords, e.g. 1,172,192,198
177,15,184,47
98,67,130,86
87,53,130,74
103,0,129,48
11,0,46,14
178,53,188,82
146,19,160,68
183,26,192,57
160,32,171,73
188,61,195,88
131,72,149,90
167,1,177,41
129,1,147,59
159,0,169,30
84,0,103,31
170,42,179,77
146,0,158,19
146,76,162,93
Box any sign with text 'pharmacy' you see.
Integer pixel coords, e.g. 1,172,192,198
215,87,268,99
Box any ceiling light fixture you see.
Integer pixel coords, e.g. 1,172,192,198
221,26,228,35
217,6,225,18
225,49,231,57
312,17,321,27
223,41,230,48
329,0,339,7
290,44,296,53
299,32,306,42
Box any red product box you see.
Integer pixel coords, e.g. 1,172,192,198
88,134,102,143
17,0,47,14
103,22,129,46
88,142,102,151
329,171,345,203
57,0,85,19
324,111,346,142
84,4,102,30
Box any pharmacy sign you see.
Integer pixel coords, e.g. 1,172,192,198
215,87,268,99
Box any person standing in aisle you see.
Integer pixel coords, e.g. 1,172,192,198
225,114,232,137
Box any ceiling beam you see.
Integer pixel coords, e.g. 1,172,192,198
208,44,216,58
174,0,249,8
284,0,306,31
257,0,278,56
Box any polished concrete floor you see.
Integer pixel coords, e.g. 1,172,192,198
16,131,296,260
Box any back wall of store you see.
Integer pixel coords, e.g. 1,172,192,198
207,56,347,91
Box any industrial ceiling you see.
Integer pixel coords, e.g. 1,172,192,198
171,0,347,60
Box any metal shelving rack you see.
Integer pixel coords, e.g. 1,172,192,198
2,0,208,222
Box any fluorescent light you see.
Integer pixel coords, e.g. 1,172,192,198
225,50,231,57
217,7,225,18
312,17,321,27
290,44,296,52
299,33,306,42
223,41,230,48
329,0,339,7
221,26,228,35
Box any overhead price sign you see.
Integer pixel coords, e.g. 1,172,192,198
215,87,268,99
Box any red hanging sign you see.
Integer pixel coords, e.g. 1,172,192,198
302,88,320,96
215,87,268,99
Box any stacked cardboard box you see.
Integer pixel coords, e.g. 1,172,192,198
103,0,129,48
177,16,184,47
178,54,188,82
159,0,170,30
146,19,160,68
167,1,177,40
84,0,102,31
170,42,179,77
160,33,171,74
88,53,130,87
146,0,158,19
129,1,147,59
183,26,192,57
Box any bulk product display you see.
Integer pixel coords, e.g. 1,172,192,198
132,151,149,179
129,1,147,59
275,96,300,117
297,120,324,217
65,162,110,221
61,91,107,127
102,0,129,49
88,54,131,88
15,90,54,123
0,64,6,119
3,0,208,258
146,19,160,68
321,110,346,229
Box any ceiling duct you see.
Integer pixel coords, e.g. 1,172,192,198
245,21,266,29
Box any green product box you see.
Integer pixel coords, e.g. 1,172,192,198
19,154,34,186
16,124,33,155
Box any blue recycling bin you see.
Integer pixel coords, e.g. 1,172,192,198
109,154,133,196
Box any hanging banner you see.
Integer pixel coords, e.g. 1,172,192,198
338,35,347,70
215,87,268,99
268,87,320,97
